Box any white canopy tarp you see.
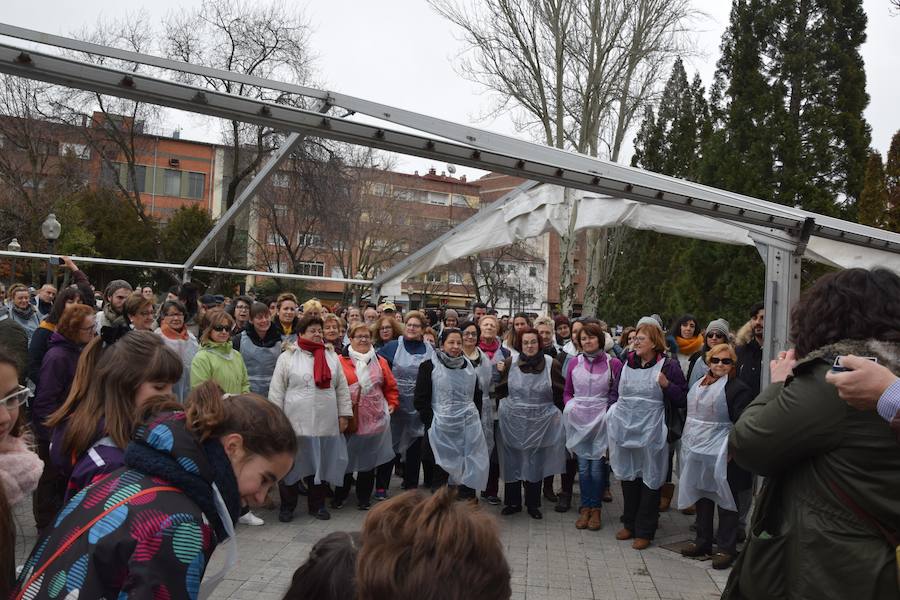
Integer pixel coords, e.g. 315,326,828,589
379,184,900,296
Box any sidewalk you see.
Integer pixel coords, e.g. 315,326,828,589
13,477,730,600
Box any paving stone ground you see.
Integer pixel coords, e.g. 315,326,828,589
13,475,732,599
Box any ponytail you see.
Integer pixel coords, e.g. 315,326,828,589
184,381,297,458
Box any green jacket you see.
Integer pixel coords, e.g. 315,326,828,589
723,339,900,600
190,340,251,395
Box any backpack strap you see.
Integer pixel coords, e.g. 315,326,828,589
16,485,180,600
829,480,899,547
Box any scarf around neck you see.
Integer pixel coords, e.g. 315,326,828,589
160,321,189,341
11,304,35,320
348,347,376,393
676,335,704,356
435,348,467,369
103,304,128,328
297,337,332,389
0,435,44,505
518,351,545,371
479,337,500,359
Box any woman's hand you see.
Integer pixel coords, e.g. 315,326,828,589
496,360,507,373
658,371,669,389
339,416,349,432
62,255,79,271
769,349,797,383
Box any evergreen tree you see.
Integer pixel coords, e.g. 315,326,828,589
886,131,900,231
857,152,887,228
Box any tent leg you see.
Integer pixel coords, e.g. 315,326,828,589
755,240,802,391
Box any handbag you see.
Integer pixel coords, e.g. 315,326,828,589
665,398,685,443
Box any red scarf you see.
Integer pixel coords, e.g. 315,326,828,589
479,337,500,360
297,337,332,389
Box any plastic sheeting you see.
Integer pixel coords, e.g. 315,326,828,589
378,184,900,296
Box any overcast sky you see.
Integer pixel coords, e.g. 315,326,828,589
3,0,898,181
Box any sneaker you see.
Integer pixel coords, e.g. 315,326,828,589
313,507,331,521
485,495,501,505
278,508,294,523
373,489,388,501
711,552,735,570
238,511,264,526
501,505,522,516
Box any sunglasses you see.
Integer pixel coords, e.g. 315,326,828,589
707,332,726,339
709,357,734,365
211,325,231,333
1,386,31,410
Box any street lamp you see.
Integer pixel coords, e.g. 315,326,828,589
7,238,20,284
41,213,61,285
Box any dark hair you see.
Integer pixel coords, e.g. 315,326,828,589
185,381,298,458
471,302,487,311
513,327,540,353
160,299,188,319
44,287,88,325
790,268,900,358
579,322,606,345
249,301,270,320
356,487,510,600
282,531,361,600
228,295,253,317
0,349,27,438
460,320,481,344
297,314,324,335
749,302,764,319
178,282,199,321
671,314,698,338
439,327,462,346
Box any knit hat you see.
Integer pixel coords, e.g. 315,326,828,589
444,308,459,320
553,315,570,327
706,318,731,339
637,315,663,331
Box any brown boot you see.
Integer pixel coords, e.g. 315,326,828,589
632,538,651,550
615,527,633,540
588,508,602,531
659,483,675,512
680,504,696,515
575,507,591,529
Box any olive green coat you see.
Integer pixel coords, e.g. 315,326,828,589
723,340,900,600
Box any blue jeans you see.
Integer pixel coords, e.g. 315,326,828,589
578,456,608,508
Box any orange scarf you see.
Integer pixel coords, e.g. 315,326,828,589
160,321,189,341
675,335,703,356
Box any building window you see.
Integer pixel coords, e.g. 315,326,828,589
448,272,462,284
126,165,147,193
451,194,471,207
298,233,323,247
60,142,91,160
426,272,443,283
271,172,290,188
100,162,118,188
163,169,181,196
370,182,388,196
529,266,537,277
297,261,325,277
426,192,449,206
187,172,205,199
267,231,285,246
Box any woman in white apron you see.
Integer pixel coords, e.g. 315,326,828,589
496,328,566,519
382,311,434,490
414,328,489,499
461,320,495,457
269,315,351,522
473,314,510,505
562,322,623,531
608,319,687,550
678,343,754,569
232,301,283,398
333,322,399,510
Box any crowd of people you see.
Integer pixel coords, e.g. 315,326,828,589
0,259,898,599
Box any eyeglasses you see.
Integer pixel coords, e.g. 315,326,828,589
462,331,478,338
211,325,231,333
1,386,31,410
235,305,250,311
633,336,649,343
352,335,371,341
709,357,734,365
164,313,184,319
404,322,421,329
138,310,155,318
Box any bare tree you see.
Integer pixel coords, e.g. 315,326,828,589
430,0,694,314
464,242,544,307
163,0,314,286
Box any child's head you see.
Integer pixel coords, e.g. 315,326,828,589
282,531,361,600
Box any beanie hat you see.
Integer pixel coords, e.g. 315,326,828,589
637,315,663,331
706,318,731,339
444,309,459,320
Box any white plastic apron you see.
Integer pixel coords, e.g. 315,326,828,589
469,349,495,456
238,331,282,397
198,483,238,599
284,434,348,485
607,358,669,489
390,338,434,453
676,376,736,511
498,356,566,482
345,359,394,473
428,358,490,491
562,354,612,459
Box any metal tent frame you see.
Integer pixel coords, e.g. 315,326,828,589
2,23,899,388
